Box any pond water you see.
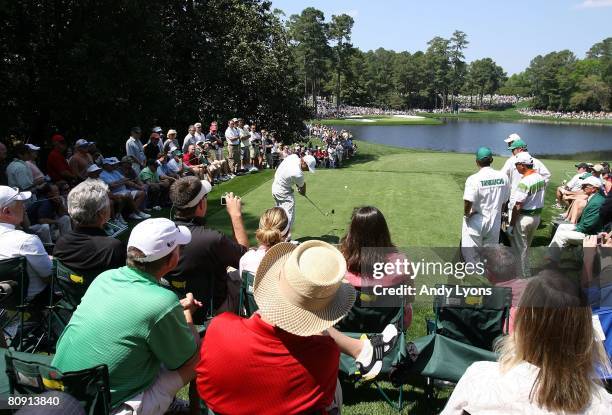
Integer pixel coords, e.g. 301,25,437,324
348,119,612,156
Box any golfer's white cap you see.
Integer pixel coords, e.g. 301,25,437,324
0,186,32,208
86,164,102,174
505,133,521,144
514,152,533,165
128,218,192,263
582,176,602,188
303,155,316,173
25,143,40,151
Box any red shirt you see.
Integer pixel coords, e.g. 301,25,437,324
196,312,339,415
46,148,72,182
183,152,198,167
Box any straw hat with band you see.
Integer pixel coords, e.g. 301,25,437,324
254,240,356,337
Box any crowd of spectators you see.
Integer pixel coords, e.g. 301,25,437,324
1,121,612,414
518,108,612,121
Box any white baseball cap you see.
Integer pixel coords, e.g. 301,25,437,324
514,152,533,165
504,133,521,144
86,164,102,174
0,186,32,208
25,143,41,151
127,218,192,263
75,139,91,147
303,155,316,173
582,176,602,188
102,157,120,165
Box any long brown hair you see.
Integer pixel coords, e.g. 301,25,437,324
498,271,610,412
340,206,395,275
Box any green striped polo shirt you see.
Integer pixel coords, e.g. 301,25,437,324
512,171,546,213
52,266,196,407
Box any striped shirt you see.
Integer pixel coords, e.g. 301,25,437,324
511,171,546,214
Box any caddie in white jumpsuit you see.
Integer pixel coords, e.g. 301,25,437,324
271,154,317,230
461,147,510,264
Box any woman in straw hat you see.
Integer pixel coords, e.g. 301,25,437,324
197,240,398,415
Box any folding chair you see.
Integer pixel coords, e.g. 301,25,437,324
392,284,511,399
0,257,48,352
46,260,94,347
237,271,258,317
4,349,111,415
334,286,407,411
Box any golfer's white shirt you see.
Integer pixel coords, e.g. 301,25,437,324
501,155,551,192
462,167,509,245
441,361,612,415
272,154,304,199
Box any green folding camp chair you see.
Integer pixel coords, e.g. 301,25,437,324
46,260,95,347
0,256,48,352
238,271,258,317
4,349,111,415
334,286,407,411
392,284,511,399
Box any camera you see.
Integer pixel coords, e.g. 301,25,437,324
221,193,228,205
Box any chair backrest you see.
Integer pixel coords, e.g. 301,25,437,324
334,286,404,333
54,260,92,310
0,256,28,310
5,349,111,415
433,284,512,351
238,271,258,317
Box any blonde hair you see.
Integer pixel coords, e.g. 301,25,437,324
497,271,610,412
255,207,289,247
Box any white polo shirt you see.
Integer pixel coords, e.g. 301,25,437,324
501,155,551,191
464,167,510,222
272,154,305,199
225,127,240,145
0,222,51,299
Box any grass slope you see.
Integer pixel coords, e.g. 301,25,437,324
161,139,576,414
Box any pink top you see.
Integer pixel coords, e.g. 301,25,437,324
496,278,530,334
344,252,413,328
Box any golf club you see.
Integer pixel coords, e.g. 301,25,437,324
304,194,334,217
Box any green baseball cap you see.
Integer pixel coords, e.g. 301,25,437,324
508,139,527,150
476,147,493,161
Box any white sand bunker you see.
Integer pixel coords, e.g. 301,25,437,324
352,118,375,122
393,114,426,119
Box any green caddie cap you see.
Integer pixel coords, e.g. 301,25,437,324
508,139,527,150
476,147,493,161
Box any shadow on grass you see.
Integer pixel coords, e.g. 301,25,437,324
342,377,448,414
295,234,340,244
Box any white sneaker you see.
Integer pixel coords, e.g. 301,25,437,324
138,211,151,219
116,215,128,225
128,213,142,221
152,206,162,211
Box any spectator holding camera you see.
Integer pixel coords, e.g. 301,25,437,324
165,177,248,323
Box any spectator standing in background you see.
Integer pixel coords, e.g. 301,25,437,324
125,127,146,175
225,119,241,174
7,144,36,193
47,134,78,184
163,129,180,153
182,125,198,153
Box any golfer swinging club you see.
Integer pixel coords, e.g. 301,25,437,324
271,153,317,231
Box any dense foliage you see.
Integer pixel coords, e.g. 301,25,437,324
0,0,307,150
516,38,611,111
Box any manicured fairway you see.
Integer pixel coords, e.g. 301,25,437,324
177,140,574,414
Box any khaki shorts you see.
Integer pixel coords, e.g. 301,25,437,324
111,368,184,415
228,144,241,168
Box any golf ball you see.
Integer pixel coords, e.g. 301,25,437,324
344,185,348,189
